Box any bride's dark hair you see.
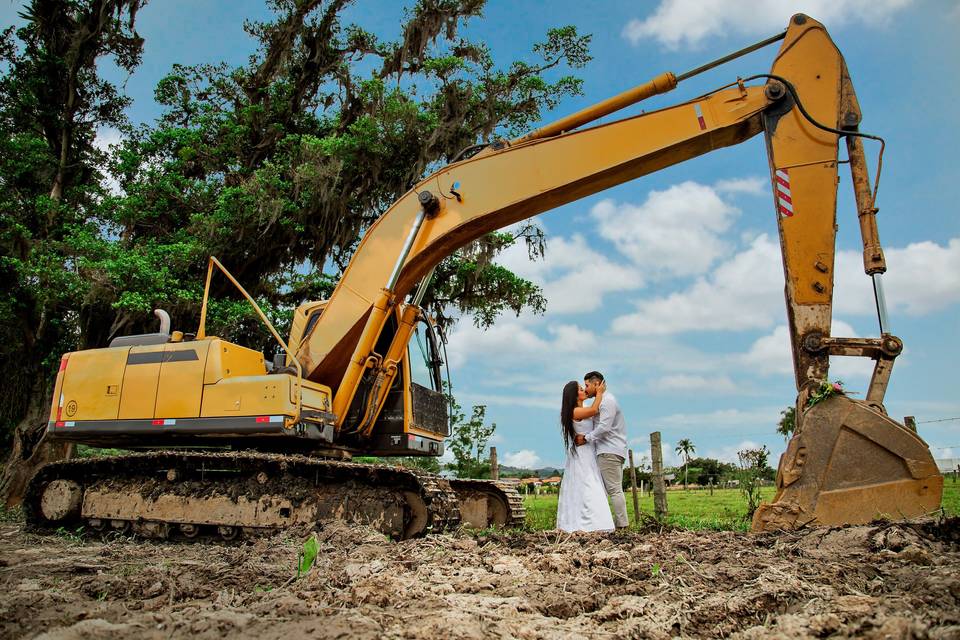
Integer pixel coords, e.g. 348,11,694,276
560,380,579,451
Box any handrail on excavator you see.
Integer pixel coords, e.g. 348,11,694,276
196,256,303,429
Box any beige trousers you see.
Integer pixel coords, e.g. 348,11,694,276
597,453,628,528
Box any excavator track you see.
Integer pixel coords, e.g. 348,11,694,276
448,479,526,529
24,452,461,541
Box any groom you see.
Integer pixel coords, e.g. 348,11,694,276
574,371,629,529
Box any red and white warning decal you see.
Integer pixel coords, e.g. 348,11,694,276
694,103,706,130
774,168,793,217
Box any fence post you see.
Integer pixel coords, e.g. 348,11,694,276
650,431,668,520
490,447,499,480
628,449,640,524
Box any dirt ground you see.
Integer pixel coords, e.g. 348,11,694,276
1,518,958,640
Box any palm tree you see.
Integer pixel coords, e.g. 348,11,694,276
675,439,696,490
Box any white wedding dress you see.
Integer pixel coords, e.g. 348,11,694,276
556,418,615,532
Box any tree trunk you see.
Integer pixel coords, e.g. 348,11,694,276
0,375,73,508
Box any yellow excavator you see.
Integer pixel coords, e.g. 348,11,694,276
26,14,942,539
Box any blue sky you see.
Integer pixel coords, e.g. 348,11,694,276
3,0,957,470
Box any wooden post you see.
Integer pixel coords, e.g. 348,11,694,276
650,431,668,520
709,478,714,496
628,449,640,524
490,447,499,480
640,479,645,497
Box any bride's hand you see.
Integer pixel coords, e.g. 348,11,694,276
598,381,607,394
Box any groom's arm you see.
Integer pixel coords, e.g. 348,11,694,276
585,395,618,444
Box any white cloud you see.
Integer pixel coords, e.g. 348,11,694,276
658,406,785,430
741,325,793,375
622,0,914,50
702,440,767,465
652,374,737,393
715,176,767,196
498,232,643,314
503,449,542,468
612,233,783,335
612,234,960,339
446,316,604,372
592,181,739,279
455,389,558,411
835,239,960,317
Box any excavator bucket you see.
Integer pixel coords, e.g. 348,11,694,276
753,395,943,531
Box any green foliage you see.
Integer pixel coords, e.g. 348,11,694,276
395,455,442,474
684,457,738,486
0,0,593,458
55,525,86,544
446,397,495,479
526,485,960,531
523,487,781,532
777,405,796,440
0,505,24,523
297,534,319,577
425,224,547,332
74,445,130,459
0,1,147,450
737,446,771,520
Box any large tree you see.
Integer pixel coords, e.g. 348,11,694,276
0,0,147,505
0,0,591,505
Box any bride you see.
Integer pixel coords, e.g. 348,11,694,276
556,380,615,532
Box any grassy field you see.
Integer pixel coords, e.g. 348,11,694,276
523,480,960,531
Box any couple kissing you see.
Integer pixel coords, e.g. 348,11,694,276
557,371,629,533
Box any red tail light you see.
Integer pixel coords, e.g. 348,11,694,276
59,356,69,372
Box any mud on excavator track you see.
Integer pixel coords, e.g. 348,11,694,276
24,452,527,541
448,479,526,529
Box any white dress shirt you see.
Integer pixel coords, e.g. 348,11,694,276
584,391,627,458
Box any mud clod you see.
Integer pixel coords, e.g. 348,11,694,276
1,518,958,639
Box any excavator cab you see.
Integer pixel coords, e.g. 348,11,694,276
358,310,450,457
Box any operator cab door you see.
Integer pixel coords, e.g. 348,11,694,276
407,317,449,437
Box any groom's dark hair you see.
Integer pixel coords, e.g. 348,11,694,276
584,371,604,383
